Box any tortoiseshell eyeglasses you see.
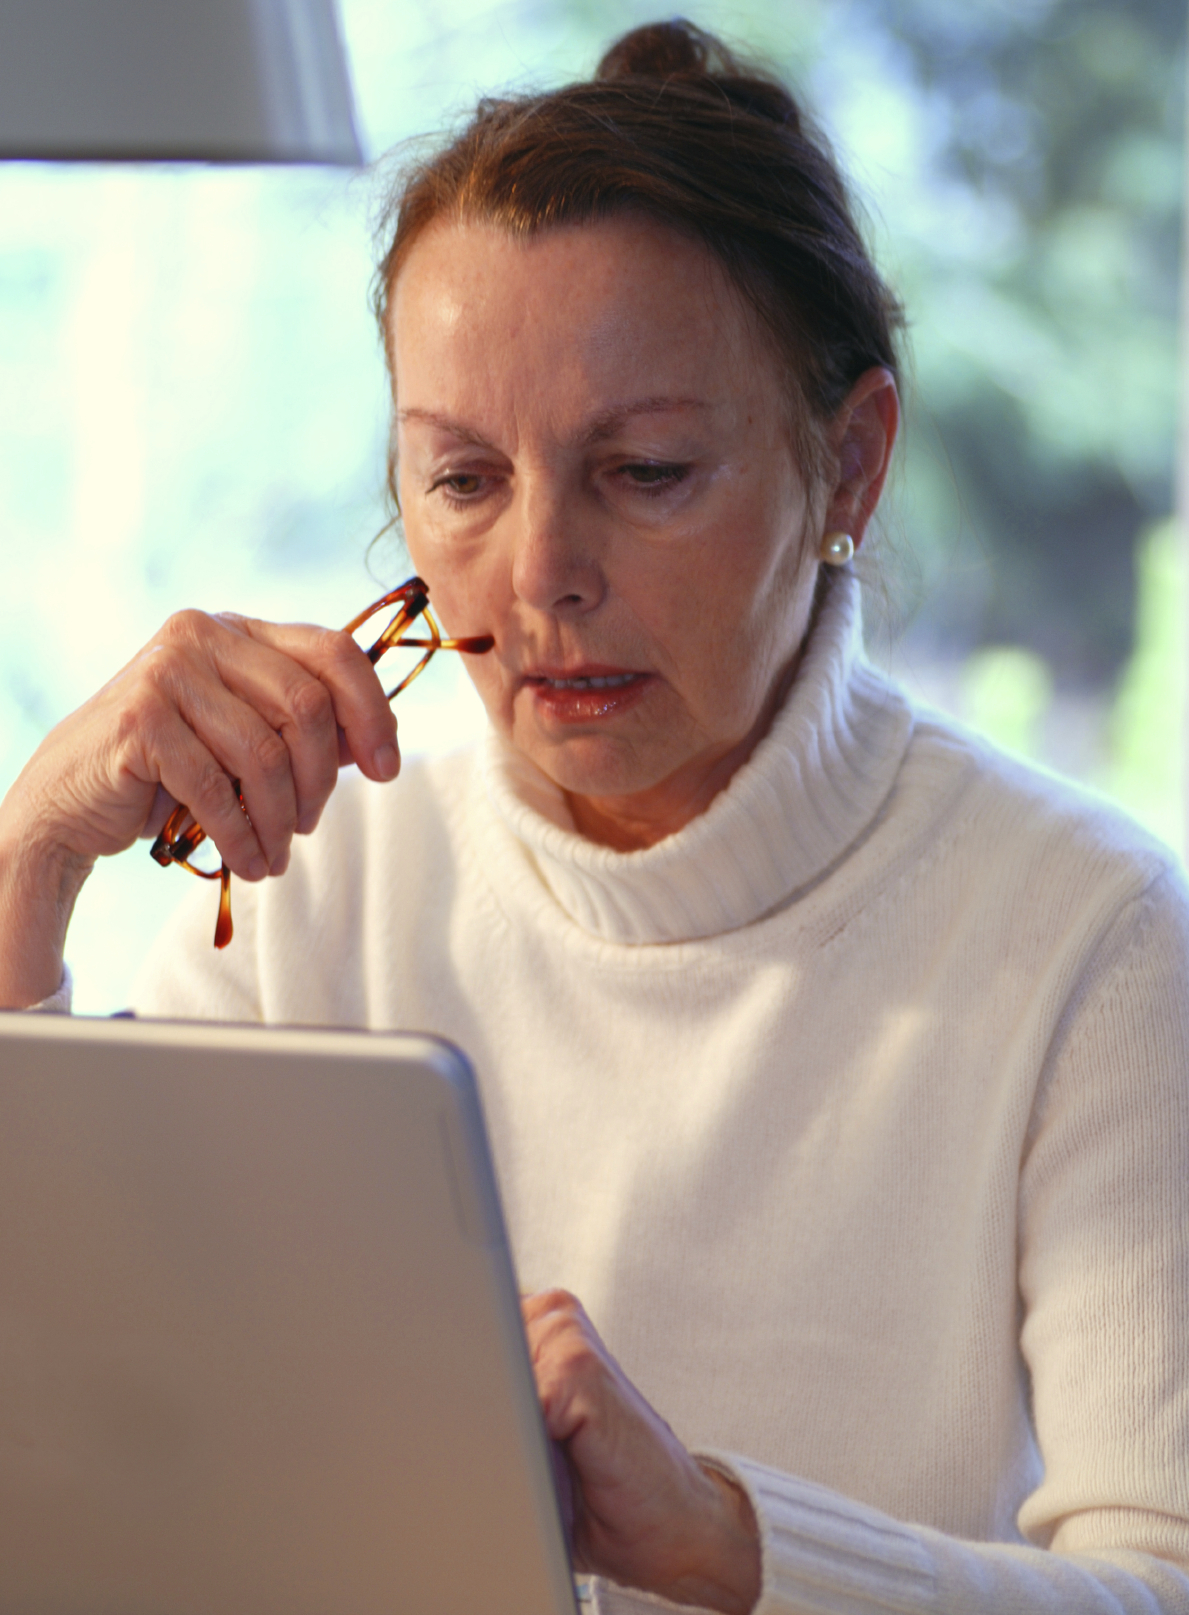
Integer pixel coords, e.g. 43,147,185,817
149,577,493,949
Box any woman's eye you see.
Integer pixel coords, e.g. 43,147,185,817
617,462,688,494
430,471,488,502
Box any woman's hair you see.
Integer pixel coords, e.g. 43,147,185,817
372,17,903,489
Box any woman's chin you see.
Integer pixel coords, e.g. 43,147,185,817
518,729,684,807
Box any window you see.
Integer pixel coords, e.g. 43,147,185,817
1,0,1181,1011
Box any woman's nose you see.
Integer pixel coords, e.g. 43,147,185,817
509,479,605,616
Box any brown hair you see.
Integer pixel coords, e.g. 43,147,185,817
372,18,903,491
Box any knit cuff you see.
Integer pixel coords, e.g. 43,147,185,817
587,1580,703,1613
581,1451,937,1615
698,1450,936,1615
24,963,73,1014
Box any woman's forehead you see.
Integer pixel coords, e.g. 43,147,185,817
388,213,779,418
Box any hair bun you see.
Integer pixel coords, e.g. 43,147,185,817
595,18,801,131
596,19,733,82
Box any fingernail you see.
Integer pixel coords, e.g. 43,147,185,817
248,855,268,881
373,742,399,780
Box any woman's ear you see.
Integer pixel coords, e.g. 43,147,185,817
823,367,899,550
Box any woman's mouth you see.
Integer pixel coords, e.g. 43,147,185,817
524,667,652,722
541,671,637,690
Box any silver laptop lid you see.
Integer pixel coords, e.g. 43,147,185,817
0,1013,576,1615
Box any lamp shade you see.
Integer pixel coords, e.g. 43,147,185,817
0,0,363,163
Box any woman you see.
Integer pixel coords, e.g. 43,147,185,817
1,20,1187,1615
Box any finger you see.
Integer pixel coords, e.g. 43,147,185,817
134,630,300,874
521,1295,609,1441
153,727,268,882
222,617,401,789
170,676,301,875
148,610,377,840
523,1291,601,1376
522,1288,590,1329
199,616,367,834
137,782,180,841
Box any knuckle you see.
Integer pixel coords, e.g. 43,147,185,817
541,1287,580,1310
192,763,237,820
252,729,290,779
319,623,357,662
289,675,334,732
137,641,188,695
543,1288,584,1322
558,1337,598,1376
318,626,362,670
159,607,214,648
139,612,220,693
111,683,165,749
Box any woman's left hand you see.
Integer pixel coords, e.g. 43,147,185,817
522,1290,762,1614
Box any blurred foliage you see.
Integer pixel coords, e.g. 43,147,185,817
845,0,1186,684
962,645,1054,759
1105,518,1185,844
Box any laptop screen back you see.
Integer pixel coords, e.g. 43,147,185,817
0,1014,576,1615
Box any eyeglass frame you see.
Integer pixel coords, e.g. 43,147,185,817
149,577,493,949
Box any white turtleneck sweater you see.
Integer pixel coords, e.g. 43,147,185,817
118,573,1189,1614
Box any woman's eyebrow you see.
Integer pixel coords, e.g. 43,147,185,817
396,407,494,448
583,397,709,443
396,397,708,448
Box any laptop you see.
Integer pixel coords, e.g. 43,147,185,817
0,1013,577,1615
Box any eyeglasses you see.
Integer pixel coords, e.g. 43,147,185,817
149,577,494,949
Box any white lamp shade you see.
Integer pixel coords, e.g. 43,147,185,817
0,0,363,164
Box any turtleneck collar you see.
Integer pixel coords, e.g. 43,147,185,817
478,570,913,945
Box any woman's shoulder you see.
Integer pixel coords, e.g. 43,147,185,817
891,695,1184,914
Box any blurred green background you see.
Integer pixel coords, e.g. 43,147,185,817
0,0,1184,1010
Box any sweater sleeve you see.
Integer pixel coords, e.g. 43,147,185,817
649,869,1189,1615
704,1457,1189,1615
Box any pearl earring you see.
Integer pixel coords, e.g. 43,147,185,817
819,530,854,566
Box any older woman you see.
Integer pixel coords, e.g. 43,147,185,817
1,19,1187,1615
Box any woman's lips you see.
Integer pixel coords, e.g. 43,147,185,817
523,667,653,723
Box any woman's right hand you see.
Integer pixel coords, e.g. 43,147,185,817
0,608,401,1008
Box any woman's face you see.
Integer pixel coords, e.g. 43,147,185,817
390,214,832,847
